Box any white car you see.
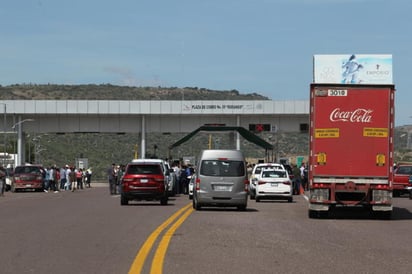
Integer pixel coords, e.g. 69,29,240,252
249,163,286,199
255,168,293,203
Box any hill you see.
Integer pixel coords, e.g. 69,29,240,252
0,84,269,100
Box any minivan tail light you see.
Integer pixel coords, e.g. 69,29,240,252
195,177,200,190
244,179,249,192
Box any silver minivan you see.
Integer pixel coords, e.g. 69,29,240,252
192,149,248,211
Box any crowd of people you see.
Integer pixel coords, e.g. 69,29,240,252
43,165,93,193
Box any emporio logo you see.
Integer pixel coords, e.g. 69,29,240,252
329,108,373,123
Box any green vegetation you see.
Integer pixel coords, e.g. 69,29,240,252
1,84,410,179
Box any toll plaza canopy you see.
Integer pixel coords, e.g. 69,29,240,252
168,125,274,150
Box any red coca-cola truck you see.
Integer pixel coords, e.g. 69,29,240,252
308,84,395,219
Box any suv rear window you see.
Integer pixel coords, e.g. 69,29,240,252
126,164,162,175
200,160,245,177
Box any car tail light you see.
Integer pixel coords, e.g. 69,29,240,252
195,177,200,190
257,181,266,185
283,181,291,185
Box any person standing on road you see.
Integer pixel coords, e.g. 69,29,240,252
108,163,116,195
68,166,76,192
292,164,302,195
85,167,92,188
60,165,67,190
0,167,5,196
76,168,84,190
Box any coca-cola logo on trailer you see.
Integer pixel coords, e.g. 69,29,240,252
329,108,373,123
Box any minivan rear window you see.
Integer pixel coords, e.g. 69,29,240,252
200,160,245,177
127,164,162,175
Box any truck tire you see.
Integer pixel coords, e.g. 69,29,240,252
308,210,317,218
373,211,391,220
308,210,328,219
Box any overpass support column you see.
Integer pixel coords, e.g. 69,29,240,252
16,116,27,166
141,116,146,158
236,115,240,150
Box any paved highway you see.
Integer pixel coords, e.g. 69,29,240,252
0,186,411,274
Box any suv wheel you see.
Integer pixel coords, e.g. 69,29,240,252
120,194,129,205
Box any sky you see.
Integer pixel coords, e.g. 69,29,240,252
1,0,411,126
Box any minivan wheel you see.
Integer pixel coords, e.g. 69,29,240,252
120,194,128,206
237,204,247,211
193,197,201,210
160,196,168,205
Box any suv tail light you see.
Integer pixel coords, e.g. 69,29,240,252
154,177,165,183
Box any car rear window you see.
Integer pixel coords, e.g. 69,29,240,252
396,166,412,175
200,160,245,177
14,166,41,174
127,164,162,175
262,170,287,178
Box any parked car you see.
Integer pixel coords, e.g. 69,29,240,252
120,159,169,205
393,164,412,197
249,163,286,200
11,165,46,192
192,149,248,211
255,167,293,203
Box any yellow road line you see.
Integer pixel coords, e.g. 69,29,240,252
150,206,194,274
128,203,193,274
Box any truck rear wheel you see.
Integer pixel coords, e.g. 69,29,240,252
373,211,391,220
308,210,328,219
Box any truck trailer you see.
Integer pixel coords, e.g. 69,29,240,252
308,84,395,219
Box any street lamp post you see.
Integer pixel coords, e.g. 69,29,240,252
12,118,34,166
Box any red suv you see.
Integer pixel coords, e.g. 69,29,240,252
12,165,46,192
120,159,169,205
